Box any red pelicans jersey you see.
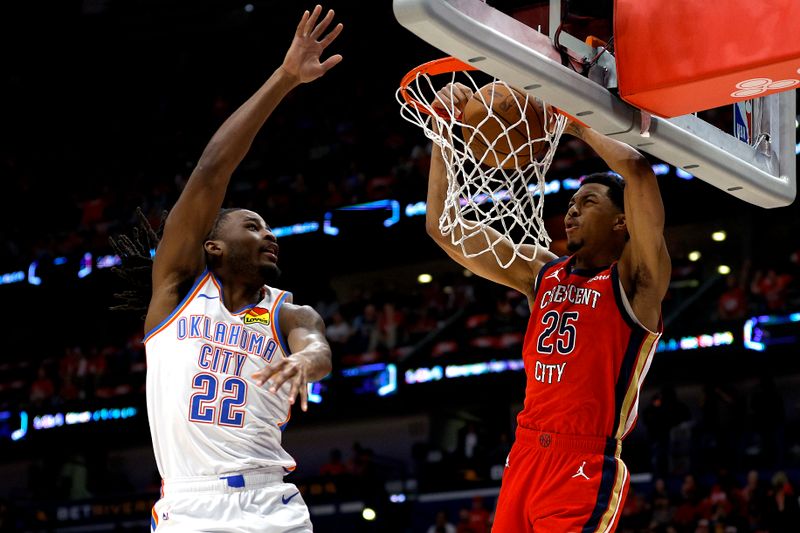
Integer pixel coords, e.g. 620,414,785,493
519,256,662,440
144,270,296,479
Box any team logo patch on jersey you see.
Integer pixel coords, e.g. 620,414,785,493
244,307,271,325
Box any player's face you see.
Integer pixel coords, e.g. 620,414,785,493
220,210,281,282
564,184,622,252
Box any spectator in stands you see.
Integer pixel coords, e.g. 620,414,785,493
58,453,92,500
350,303,379,356
374,301,405,354
673,474,702,528
319,448,347,478
649,477,673,528
750,268,793,312
325,311,353,357
764,471,800,532
716,273,748,321
455,508,474,533
427,510,456,533
29,364,55,407
697,483,734,526
736,469,768,530
466,496,490,533
456,422,484,464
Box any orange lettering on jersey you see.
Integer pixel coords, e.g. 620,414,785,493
243,307,271,326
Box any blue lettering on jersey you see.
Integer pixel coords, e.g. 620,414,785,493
178,315,281,364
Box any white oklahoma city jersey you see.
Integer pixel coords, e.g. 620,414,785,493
144,269,296,479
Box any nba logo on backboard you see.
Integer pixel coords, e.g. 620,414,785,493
733,100,752,144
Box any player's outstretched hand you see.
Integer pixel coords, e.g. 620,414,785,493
281,5,343,84
252,355,313,411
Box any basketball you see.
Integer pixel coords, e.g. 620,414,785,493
461,82,547,169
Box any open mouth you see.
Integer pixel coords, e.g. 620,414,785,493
260,245,279,261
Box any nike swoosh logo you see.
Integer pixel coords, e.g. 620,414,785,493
282,491,301,505
197,294,219,300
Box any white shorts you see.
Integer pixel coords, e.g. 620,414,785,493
151,468,312,533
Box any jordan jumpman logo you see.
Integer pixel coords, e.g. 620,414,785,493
572,461,590,480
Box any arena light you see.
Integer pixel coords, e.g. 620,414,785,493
744,313,800,352
77,253,93,279
405,201,426,217
27,262,41,286
272,222,319,238
12,411,28,441
96,254,122,269
711,230,727,242
362,508,377,521
307,383,322,404
0,271,25,286
656,331,734,353
417,273,432,284
377,364,398,397
717,265,731,275
405,359,524,384
688,251,701,262
31,406,138,432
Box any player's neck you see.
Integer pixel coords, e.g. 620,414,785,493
571,249,619,271
215,271,265,312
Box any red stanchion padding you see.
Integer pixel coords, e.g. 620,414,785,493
614,0,800,118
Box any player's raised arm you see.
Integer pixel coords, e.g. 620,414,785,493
146,6,343,332
565,122,670,331
425,83,556,298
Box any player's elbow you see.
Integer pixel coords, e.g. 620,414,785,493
426,217,445,242
624,154,655,180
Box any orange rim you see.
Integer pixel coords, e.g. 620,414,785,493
399,56,478,118
400,56,579,128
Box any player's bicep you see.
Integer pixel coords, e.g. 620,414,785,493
280,304,328,354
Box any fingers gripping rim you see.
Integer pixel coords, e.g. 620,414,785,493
399,57,478,117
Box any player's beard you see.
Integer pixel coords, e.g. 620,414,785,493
566,238,584,252
258,263,281,284
226,248,281,285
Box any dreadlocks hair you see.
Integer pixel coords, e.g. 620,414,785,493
109,207,246,315
108,207,166,315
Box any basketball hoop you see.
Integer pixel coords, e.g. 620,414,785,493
397,57,568,269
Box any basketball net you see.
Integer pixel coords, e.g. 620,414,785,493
397,57,567,269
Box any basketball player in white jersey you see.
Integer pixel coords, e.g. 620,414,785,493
131,6,341,532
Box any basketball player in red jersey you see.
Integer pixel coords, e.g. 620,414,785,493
428,83,670,532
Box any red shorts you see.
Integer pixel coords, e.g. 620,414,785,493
492,427,629,533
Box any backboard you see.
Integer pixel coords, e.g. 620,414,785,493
393,0,797,208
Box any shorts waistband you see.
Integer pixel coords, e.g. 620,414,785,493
515,427,621,457
161,467,285,496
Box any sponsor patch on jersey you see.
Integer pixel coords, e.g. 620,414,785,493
244,307,271,325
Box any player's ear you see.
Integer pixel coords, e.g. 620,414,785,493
204,239,224,258
613,213,627,233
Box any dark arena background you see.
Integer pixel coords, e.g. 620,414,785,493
1,1,799,531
